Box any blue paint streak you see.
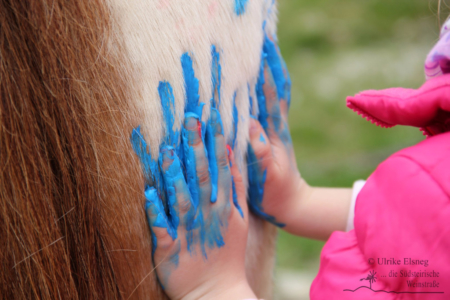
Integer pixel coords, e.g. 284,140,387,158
181,114,201,209
247,145,285,227
182,53,204,118
259,133,266,144
130,126,165,196
256,56,269,131
263,34,291,103
232,176,244,218
234,0,249,15
228,155,244,218
232,92,238,149
134,50,231,264
256,34,293,147
248,83,254,116
249,31,292,226
206,108,223,203
211,45,221,107
159,147,184,235
182,113,227,257
206,45,223,204
182,52,207,205
159,81,179,148
145,186,177,243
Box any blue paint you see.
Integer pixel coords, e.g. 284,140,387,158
182,52,204,119
247,30,293,227
263,33,291,103
182,113,227,257
130,126,165,196
247,145,285,227
204,210,226,251
182,52,207,205
255,34,293,148
133,50,232,267
181,114,201,209
159,147,185,235
232,92,238,149
232,177,244,218
211,45,221,107
248,83,254,116
205,108,224,203
234,0,249,15
259,133,266,144
256,56,269,131
227,152,243,218
145,186,177,241
159,81,179,148
206,45,223,204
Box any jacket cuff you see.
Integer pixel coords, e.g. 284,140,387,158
345,180,366,232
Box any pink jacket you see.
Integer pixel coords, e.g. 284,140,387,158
310,31,450,299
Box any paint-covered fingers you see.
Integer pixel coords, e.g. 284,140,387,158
261,61,293,149
182,114,212,208
206,108,232,206
248,117,274,172
247,118,286,227
159,146,194,223
228,145,245,219
264,34,291,119
145,187,177,251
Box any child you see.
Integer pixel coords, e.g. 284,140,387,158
145,17,450,300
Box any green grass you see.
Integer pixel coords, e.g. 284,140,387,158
275,0,444,271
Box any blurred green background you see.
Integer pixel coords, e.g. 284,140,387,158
274,0,445,298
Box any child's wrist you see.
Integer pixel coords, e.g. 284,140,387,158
270,177,312,228
180,279,256,300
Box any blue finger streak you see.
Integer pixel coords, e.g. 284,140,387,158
145,187,177,250
247,145,285,227
232,176,244,218
159,81,179,148
232,92,238,150
256,56,269,131
206,45,222,203
159,147,185,236
263,33,291,101
211,45,221,108
131,126,164,196
182,53,204,119
234,0,249,15
206,108,223,203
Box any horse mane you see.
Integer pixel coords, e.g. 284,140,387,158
0,1,163,298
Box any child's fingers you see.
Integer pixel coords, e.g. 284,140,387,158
248,117,274,172
259,60,281,138
227,145,245,219
182,114,212,209
260,60,290,148
206,108,232,206
159,146,193,227
145,187,177,251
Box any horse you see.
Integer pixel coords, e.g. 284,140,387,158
0,1,284,298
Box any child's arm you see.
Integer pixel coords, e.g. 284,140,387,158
248,55,353,241
146,111,256,300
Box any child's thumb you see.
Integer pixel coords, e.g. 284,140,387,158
249,117,273,171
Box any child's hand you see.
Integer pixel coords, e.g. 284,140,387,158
247,34,305,229
145,110,256,300
248,35,352,240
